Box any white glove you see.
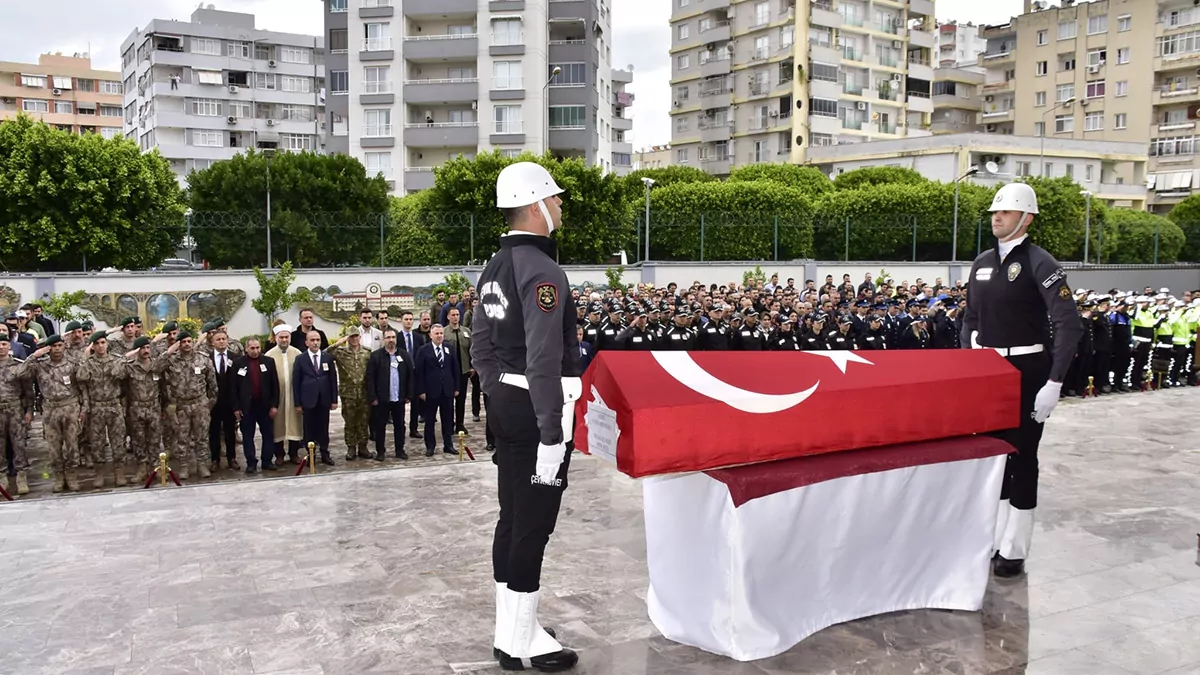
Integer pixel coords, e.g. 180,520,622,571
535,442,567,485
1031,380,1062,423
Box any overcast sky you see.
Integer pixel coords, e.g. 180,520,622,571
1,0,1032,149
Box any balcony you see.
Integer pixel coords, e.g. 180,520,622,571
980,22,1016,40
907,58,933,81
359,0,395,18
909,0,935,16
402,78,479,103
980,49,1015,67
1098,182,1149,199
934,93,981,111
549,39,590,63
979,108,1014,124
699,155,731,176
699,118,733,142
361,37,394,61
698,20,731,43
404,167,435,191
909,28,935,49
698,86,732,109
549,128,587,151
612,115,632,131
1154,50,1200,73
404,34,478,61
982,80,1014,95
673,0,727,17
548,0,589,21
700,55,732,77
402,0,475,15
1154,85,1200,105
842,47,867,64
1159,120,1196,133
842,118,864,131
907,92,933,113
811,2,841,28
403,122,478,147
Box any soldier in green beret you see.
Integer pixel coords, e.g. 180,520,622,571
0,331,35,495
76,331,130,488
14,334,86,492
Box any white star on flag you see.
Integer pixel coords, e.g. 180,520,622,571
804,351,875,373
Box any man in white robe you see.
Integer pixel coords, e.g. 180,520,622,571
265,324,303,463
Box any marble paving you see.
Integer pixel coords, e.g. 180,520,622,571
1,389,1200,674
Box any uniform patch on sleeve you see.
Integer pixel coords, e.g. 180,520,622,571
1059,285,1072,300
1042,268,1066,288
536,283,558,313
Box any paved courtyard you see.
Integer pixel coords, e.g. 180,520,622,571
0,390,1198,674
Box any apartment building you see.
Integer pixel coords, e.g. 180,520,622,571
935,21,986,68
930,65,983,134
668,0,937,176
119,7,325,183
321,0,631,194
976,0,1200,211
0,53,124,138
634,144,674,169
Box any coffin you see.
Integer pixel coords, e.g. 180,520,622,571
574,350,1021,478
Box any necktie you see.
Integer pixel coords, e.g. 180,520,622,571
219,353,225,374
313,353,319,372
436,345,443,366
405,333,412,354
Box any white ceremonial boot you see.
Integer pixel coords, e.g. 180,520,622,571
993,498,1011,556
995,505,1035,578
497,589,578,672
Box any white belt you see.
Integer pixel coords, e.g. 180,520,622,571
985,344,1044,357
1132,336,1153,343
499,374,583,443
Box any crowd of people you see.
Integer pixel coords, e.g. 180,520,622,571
1,273,1197,498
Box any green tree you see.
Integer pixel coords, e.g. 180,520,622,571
646,181,815,261
832,166,929,191
1016,176,1094,261
39,291,90,323
1166,194,1200,261
728,164,833,198
187,150,389,268
620,165,717,210
385,192,454,266
250,261,312,323
0,115,186,271
604,265,624,289
439,273,470,295
1108,209,1185,263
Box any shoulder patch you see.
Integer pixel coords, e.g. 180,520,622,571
1042,268,1066,289
1059,285,1072,300
536,283,558,313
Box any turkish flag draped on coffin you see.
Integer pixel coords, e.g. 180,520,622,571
574,350,1021,478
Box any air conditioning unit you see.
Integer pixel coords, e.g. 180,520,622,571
266,119,276,126
726,42,736,53
706,43,716,52
229,85,239,93
673,99,681,107
985,95,994,102
0,97,12,104
1087,64,1100,73
985,124,997,132
892,40,902,49
1080,98,1090,106
471,100,478,110
892,74,903,83
227,116,237,124
268,59,277,67
52,88,62,96
856,101,867,110
769,110,779,117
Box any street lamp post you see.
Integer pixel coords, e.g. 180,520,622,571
952,163,980,263
263,147,276,267
1040,97,1076,176
1081,189,1093,264
542,66,561,156
642,177,656,262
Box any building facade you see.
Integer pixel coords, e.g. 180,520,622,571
976,0,1200,212
320,0,631,194
806,132,1149,209
0,53,124,137
931,65,983,134
668,0,937,176
634,144,674,169
935,20,986,68
118,7,325,183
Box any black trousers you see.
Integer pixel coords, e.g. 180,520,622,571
1072,352,1094,394
454,373,470,431
372,400,406,456
239,404,274,468
423,395,454,451
484,393,495,447
1172,345,1191,384
1110,346,1131,388
993,351,1049,511
208,405,236,463
1092,351,1111,390
490,385,571,593
302,405,331,455
1132,340,1153,387
408,396,421,435
471,372,482,417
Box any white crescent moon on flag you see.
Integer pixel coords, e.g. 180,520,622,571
650,352,820,414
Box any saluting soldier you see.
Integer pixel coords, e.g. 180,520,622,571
123,336,167,483
961,183,1082,579
899,316,931,349
616,309,656,350
0,332,35,495
17,335,87,492
75,332,130,488
326,328,373,461
159,331,218,479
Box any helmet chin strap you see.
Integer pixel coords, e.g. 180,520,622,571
536,199,556,233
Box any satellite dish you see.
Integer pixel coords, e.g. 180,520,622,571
985,161,1000,174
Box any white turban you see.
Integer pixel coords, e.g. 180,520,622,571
273,324,293,335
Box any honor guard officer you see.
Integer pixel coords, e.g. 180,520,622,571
581,305,602,347
470,162,581,672
828,316,857,350
698,306,729,350
664,308,698,350
860,312,889,350
961,182,1082,579
771,316,801,350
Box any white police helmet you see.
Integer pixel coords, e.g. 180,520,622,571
988,183,1039,215
496,161,565,232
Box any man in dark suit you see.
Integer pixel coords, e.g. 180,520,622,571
414,323,459,457
576,324,595,372
231,337,280,474
208,331,240,471
365,327,414,460
292,329,338,465
398,310,426,439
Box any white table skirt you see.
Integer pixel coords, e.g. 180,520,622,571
642,454,1007,662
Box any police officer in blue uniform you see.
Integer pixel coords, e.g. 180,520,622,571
961,183,1082,579
471,162,580,671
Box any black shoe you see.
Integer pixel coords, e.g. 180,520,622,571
396,450,408,460
375,451,386,462
409,431,423,439
487,444,496,453
245,465,257,475
498,648,578,672
346,454,356,461
262,462,278,472
993,555,1025,578
444,447,457,455
425,449,434,457
494,627,557,660
320,454,336,466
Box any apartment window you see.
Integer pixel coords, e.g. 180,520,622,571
1115,81,1128,97
549,105,586,129
1034,121,1045,136
781,26,793,48
447,66,475,79
330,0,347,11
754,36,769,59
101,105,123,117
1086,49,1106,67
810,133,833,147
1034,92,1046,107
282,105,313,122
447,24,474,36
1166,109,1189,125
1157,30,1200,58
493,18,522,46
281,76,312,93
329,29,348,53
1036,61,1047,76
497,149,521,159
51,101,72,114
20,74,46,88
676,148,689,163
227,41,251,59
100,80,123,95
679,0,689,6
493,61,522,90
196,70,223,85
280,47,312,64
1115,112,1127,129
493,105,523,134
678,23,690,41
50,76,71,90
191,99,222,116
363,109,392,136
1065,164,1074,178
677,54,690,70
1037,30,1047,45
364,66,390,93
1087,15,1107,35
550,63,586,86
613,153,631,167
281,134,313,151
675,85,689,101
255,44,273,60
1044,162,1054,176
100,127,121,140
228,101,251,118
810,62,839,83
192,129,222,147
1061,57,1076,71
1084,111,1104,131
810,98,838,117
1085,165,1094,181
1086,80,1105,98
754,2,769,26
1058,20,1076,40
77,105,96,116
1116,47,1129,64
191,38,221,55
1151,137,1196,156
1017,161,1031,176
1056,83,1074,101
1055,114,1073,133
1118,15,1130,31
675,116,689,133
364,151,391,179
448,109,475,124
329,70,349,94
76,78,95,92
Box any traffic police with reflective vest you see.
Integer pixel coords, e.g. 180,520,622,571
961,182,1082,579
470,162,580,672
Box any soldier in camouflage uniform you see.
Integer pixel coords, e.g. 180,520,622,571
159,331,217,479
197,318,244,359
326,328,372,460
0,333,35,495
63,321,87,359
123,336,167,482
152,323,179,462
76,332,130,488
17,335,87,492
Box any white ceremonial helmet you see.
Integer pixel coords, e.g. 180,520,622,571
989,183,1040,215
496,161,565,232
